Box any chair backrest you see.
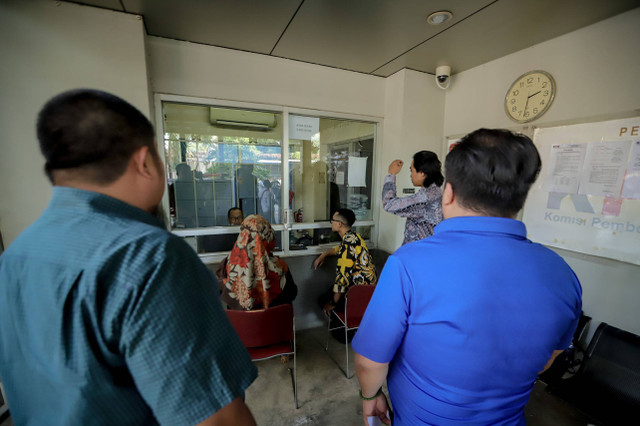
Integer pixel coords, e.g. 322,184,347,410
582,322,640,409
344,285,375,328
226,304,294,349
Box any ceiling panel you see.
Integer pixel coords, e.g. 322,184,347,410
122,0,302,54
373,0,640,77
272,0,494,74
66,0,640,76
68,0,124,10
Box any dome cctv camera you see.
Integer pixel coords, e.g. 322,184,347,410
435,65,451,89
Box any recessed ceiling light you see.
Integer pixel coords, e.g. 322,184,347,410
427,11,453,25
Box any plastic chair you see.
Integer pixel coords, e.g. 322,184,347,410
325,285,375,378
226,304,297,408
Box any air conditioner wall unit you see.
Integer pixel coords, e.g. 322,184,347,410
209,107,277,130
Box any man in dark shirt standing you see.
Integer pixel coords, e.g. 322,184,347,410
0,89,257,425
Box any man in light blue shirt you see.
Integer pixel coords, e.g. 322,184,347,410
0,89,257,425
353,129,582,425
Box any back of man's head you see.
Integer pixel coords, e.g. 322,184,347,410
37,89,155,184
336,208,356,227
445,128,541,217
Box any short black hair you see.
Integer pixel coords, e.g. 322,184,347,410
335,208,356,227
36,89,155,184
444,128,541,217
413,150,444,187
228,207,243,218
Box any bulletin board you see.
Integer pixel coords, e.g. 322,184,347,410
522,117,640,265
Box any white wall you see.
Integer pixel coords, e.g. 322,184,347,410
147,36,385,118
444,8,640,137
0,0,150,246
378,70,446,251
443,8,640,334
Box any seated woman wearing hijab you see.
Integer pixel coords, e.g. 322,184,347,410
219,215,297,310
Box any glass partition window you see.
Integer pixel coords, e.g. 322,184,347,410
161,101,377,256
162,102,283,234
288,115,375,223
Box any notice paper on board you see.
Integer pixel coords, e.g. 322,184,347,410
621,140,640,199
544,144,587,193
578,140,631,197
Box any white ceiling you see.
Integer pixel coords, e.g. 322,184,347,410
67,0,640,77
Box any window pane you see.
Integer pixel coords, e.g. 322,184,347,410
162,102,283,230
289,115,375,224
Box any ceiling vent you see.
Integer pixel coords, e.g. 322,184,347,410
209,107,277,130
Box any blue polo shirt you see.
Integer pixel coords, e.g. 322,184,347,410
353,216,582,425
0,187,257,425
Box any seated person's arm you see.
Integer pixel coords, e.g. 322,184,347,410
313,245,338,269
196,397,256,426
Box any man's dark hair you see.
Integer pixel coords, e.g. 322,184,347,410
36,89,155,184
335,208,356,228
228,207,243,218
413,150,444,187
444,128,541,217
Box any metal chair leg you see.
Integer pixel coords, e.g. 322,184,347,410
345,326,350,378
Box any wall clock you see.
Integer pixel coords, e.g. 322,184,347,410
505,70,555,123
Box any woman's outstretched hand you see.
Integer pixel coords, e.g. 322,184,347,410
388,159,403,175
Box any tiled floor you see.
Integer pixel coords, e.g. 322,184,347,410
0,327,589,425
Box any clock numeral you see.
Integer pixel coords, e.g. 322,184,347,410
542,82,548,88
511,106,517,112
512,90,519,96
510,98,516,104
543,90,549,96
540,100,546,105
533,108,538,114
519,82,524,88
524,111,530,118
527,77,533,84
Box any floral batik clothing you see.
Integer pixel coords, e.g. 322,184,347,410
220,215,296,310
332,230,377,294
382,174,443,245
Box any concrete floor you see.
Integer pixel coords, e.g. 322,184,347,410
244,327,590,426
0,326,590,425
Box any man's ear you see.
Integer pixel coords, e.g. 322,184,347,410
442,182,455,207
131,146,153,179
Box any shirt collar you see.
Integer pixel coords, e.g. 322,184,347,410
49,186,164,229
434,216,527,239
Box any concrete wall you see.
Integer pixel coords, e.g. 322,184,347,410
378,70,445,251
442,8,640,335
147,36,385,118
0,0,150,246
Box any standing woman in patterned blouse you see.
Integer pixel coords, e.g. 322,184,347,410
382,150,444,245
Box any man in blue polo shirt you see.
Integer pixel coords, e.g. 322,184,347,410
0,89,257,425
353,128,582,425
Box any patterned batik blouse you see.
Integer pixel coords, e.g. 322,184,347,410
382,174,443,245
332,230,377,294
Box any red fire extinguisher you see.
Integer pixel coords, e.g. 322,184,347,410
295,208,303,223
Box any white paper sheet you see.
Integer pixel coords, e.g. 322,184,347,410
544,144,587,193
621,140,640,199
336,171,345,185
348,156,368,187
578,140,632,197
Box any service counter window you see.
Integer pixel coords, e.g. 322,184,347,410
159,99,377,261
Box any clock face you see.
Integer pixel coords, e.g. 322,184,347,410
505,71,555,123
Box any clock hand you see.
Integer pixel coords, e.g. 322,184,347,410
528,90,541,98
